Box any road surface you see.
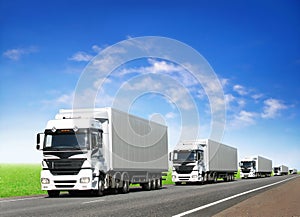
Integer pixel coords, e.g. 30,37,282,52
0,175,298,217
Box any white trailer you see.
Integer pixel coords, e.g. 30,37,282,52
36,107,168,197
240,155,272,178
273,165,289,176
170,139,238,184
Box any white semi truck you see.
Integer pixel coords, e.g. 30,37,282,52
170,139,238,184
239,156,272,178
289,168,298,174
36,107,168,197
273,165,289,176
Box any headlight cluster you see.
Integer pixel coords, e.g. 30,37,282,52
41,178,50,184
80,177,90,184
192,175,198,179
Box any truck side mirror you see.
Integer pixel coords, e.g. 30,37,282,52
36,133,44,150
169,152,172,161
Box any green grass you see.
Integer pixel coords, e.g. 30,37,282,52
162,169,174,185
235,169,241,179
0,164,44,198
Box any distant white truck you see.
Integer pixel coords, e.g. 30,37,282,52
239,156,272,178
273,165,289,176
289,168,298,174
170,139,238,184
36,107,168,197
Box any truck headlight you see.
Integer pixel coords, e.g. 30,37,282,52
41,178,50,184
172,175,176,179
192,175,197,179
80,177,90,184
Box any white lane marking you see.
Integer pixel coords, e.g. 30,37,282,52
172,176,298,217
82,199,105,204
0,196,45,203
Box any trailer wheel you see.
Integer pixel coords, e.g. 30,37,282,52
142,180,152,191
111,180,119,194
214,174,218,183
156,178,162,189
120,180,129,194
151,179,156,190
48,190,60,198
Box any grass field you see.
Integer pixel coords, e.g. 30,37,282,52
0,164,44,198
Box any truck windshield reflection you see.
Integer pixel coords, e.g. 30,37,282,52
44,132,88,150
173,151,196,162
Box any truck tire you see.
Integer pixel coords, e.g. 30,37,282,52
142,180,152,191
213,174,218,183
48,190,60,198
120,180,129,194
156,178,162,189
95,179,105,197
151,179,156,190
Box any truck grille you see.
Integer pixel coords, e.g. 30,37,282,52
45,159,86,175
241,169,250,173
175,165,194,174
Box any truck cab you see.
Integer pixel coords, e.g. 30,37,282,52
170,142,204,184
37,117,106,197
239,159,256,178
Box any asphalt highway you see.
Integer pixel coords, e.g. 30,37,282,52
1,175,298,217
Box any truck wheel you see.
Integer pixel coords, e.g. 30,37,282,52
156,178,162,189
151,179,156,190
142,180,152,191
214,175,218,183
95,180,105,197
48,190,60,198
111,181,119,194
120,180,129,194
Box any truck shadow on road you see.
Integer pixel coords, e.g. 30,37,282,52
44,187,169,198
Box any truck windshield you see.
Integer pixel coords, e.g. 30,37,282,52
173,151,196,162
43,130,89,150
240,161,254,168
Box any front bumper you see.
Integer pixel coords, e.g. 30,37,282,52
240,172,256,178
172,171,201,183
41,169,98,191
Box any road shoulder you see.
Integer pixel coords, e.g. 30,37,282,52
213,176,300,217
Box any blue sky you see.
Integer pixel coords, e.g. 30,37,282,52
0,0,299,169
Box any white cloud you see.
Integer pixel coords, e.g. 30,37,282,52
233,84,248,96
69,51,93,62
225,94,235,105
165,112,177,119
237,99,246,107
230,110,257,128
92,45,102,53
3,47,38,60
252,93,263,100
261,98,288,119
221,78,229,87
42,92,74,108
